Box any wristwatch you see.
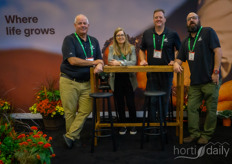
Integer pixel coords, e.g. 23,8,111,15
213,69,219,74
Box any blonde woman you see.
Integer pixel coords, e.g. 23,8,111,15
108,27,138,135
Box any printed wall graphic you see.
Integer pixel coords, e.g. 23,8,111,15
0,0,231,113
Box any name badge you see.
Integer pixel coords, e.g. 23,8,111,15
153,50,162,58
189,52,195,61
86,57,94,61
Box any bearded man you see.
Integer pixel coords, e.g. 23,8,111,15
173,12,222,145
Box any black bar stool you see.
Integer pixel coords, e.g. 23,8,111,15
98,85,111,122
89,92,116,153
140,91,167,150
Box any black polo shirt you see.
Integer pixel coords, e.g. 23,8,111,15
60,33,102,81
140,27,181,77
177,27,221,85
140,27,180,65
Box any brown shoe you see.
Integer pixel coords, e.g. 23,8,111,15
197,137,208,145
183,136,198,143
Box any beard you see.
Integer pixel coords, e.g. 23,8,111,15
187,21,201,33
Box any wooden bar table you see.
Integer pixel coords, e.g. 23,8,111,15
90,65,184,144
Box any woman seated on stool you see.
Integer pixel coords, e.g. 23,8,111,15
108,27,138,135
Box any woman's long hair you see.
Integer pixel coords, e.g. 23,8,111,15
112,27,132,56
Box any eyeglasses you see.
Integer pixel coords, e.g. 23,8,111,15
154,16,164,20
116,34,125,38
187,16,198,21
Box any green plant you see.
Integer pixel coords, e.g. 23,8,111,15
14,126,55,164
217,110,232,119
0,121,18,164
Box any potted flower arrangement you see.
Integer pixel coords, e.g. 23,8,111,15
217,110,232,127
29,84,64,130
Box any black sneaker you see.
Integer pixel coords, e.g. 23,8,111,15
130,127,137,135
119,127,127,135
74,139,82,148
63,134,74,149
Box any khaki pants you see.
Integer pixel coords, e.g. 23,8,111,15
59,77,92,141
187,80,221,140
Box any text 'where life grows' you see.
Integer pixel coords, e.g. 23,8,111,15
4,15,55,37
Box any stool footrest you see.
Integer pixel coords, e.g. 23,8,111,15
94,128,113,138
95,128,112,138
95,134,112,138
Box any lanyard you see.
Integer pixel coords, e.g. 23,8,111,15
120,50,126,60
74,33,93,58
153,34,165,50
188,26,202,52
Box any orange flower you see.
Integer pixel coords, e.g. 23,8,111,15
0,142,1,145
19,142,29,146
202,106,207,112
43,143,51,148
33,134,40,138
27,139,32,142
51,154,56,157
48,137,52,141
37,154,40,160
35,98,59,116
200,100,207,112
37,131,43,135
31,126,38,131
38,141,44,145
17,134,26,139
31,143,37,147
43,134,47,138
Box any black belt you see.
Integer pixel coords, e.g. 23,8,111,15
60,73,89,83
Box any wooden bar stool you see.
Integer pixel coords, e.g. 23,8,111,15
89,92,116,153
140,91,167,150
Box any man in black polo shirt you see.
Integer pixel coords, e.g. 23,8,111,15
174,12,222,144
60,14,103,149
139,9,181,120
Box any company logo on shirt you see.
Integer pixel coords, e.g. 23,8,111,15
198,37,202,41
164,38,168,42
91,45,95,49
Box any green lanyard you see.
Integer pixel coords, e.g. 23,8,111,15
74,32,93,58
188,26,202,52
153,34,165,50
120,50,126,60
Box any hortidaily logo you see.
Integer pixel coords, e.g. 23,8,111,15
174,142,230,159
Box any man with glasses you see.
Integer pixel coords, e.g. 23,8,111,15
139,9,181,121
60,14,103,149
173,12,222,144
